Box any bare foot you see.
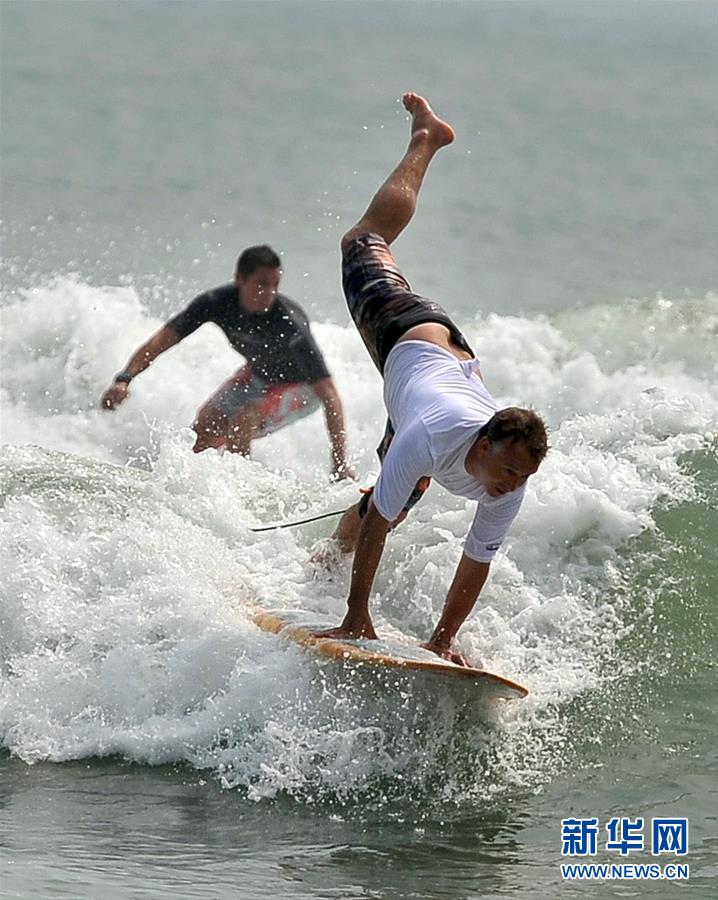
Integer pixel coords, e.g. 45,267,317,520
421,641,471,667
313,616,378,641
402,92,455,150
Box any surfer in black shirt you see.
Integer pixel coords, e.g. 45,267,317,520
101,245,353,479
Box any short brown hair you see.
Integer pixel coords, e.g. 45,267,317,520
235,244,282,278
479,407,549,462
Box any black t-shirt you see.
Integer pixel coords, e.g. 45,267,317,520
166,284,331,385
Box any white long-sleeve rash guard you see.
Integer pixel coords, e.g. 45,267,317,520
372,340,526,563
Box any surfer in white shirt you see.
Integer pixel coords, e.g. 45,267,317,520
318,93,548,665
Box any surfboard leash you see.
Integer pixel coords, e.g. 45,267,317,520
248,508,346,532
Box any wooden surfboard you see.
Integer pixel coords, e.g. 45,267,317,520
250,606,528,701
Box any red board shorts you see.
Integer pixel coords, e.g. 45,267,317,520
196,365,321,446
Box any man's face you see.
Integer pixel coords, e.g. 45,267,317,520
236,266,282,313
467,437,541,497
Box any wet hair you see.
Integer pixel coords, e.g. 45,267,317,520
235,245,282,278
478,407,549,462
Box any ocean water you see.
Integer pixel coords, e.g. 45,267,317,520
1,1,717,898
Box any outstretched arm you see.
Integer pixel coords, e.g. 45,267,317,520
423,554,491,665
100,325,181,410
311,377,354,480
317,498,391,639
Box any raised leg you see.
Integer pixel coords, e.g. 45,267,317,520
341,93,455,251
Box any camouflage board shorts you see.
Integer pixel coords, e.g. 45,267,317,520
342,232,474,373
342,233,475,518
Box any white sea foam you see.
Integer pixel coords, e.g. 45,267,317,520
1,279,716,803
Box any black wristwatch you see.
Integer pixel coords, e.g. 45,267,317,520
114,372,134,384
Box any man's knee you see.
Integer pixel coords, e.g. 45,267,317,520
191,407,228,450
341,224,369,255
192,427,224,454
340,231,355,255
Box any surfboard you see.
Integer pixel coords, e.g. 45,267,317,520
250,606,528,701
